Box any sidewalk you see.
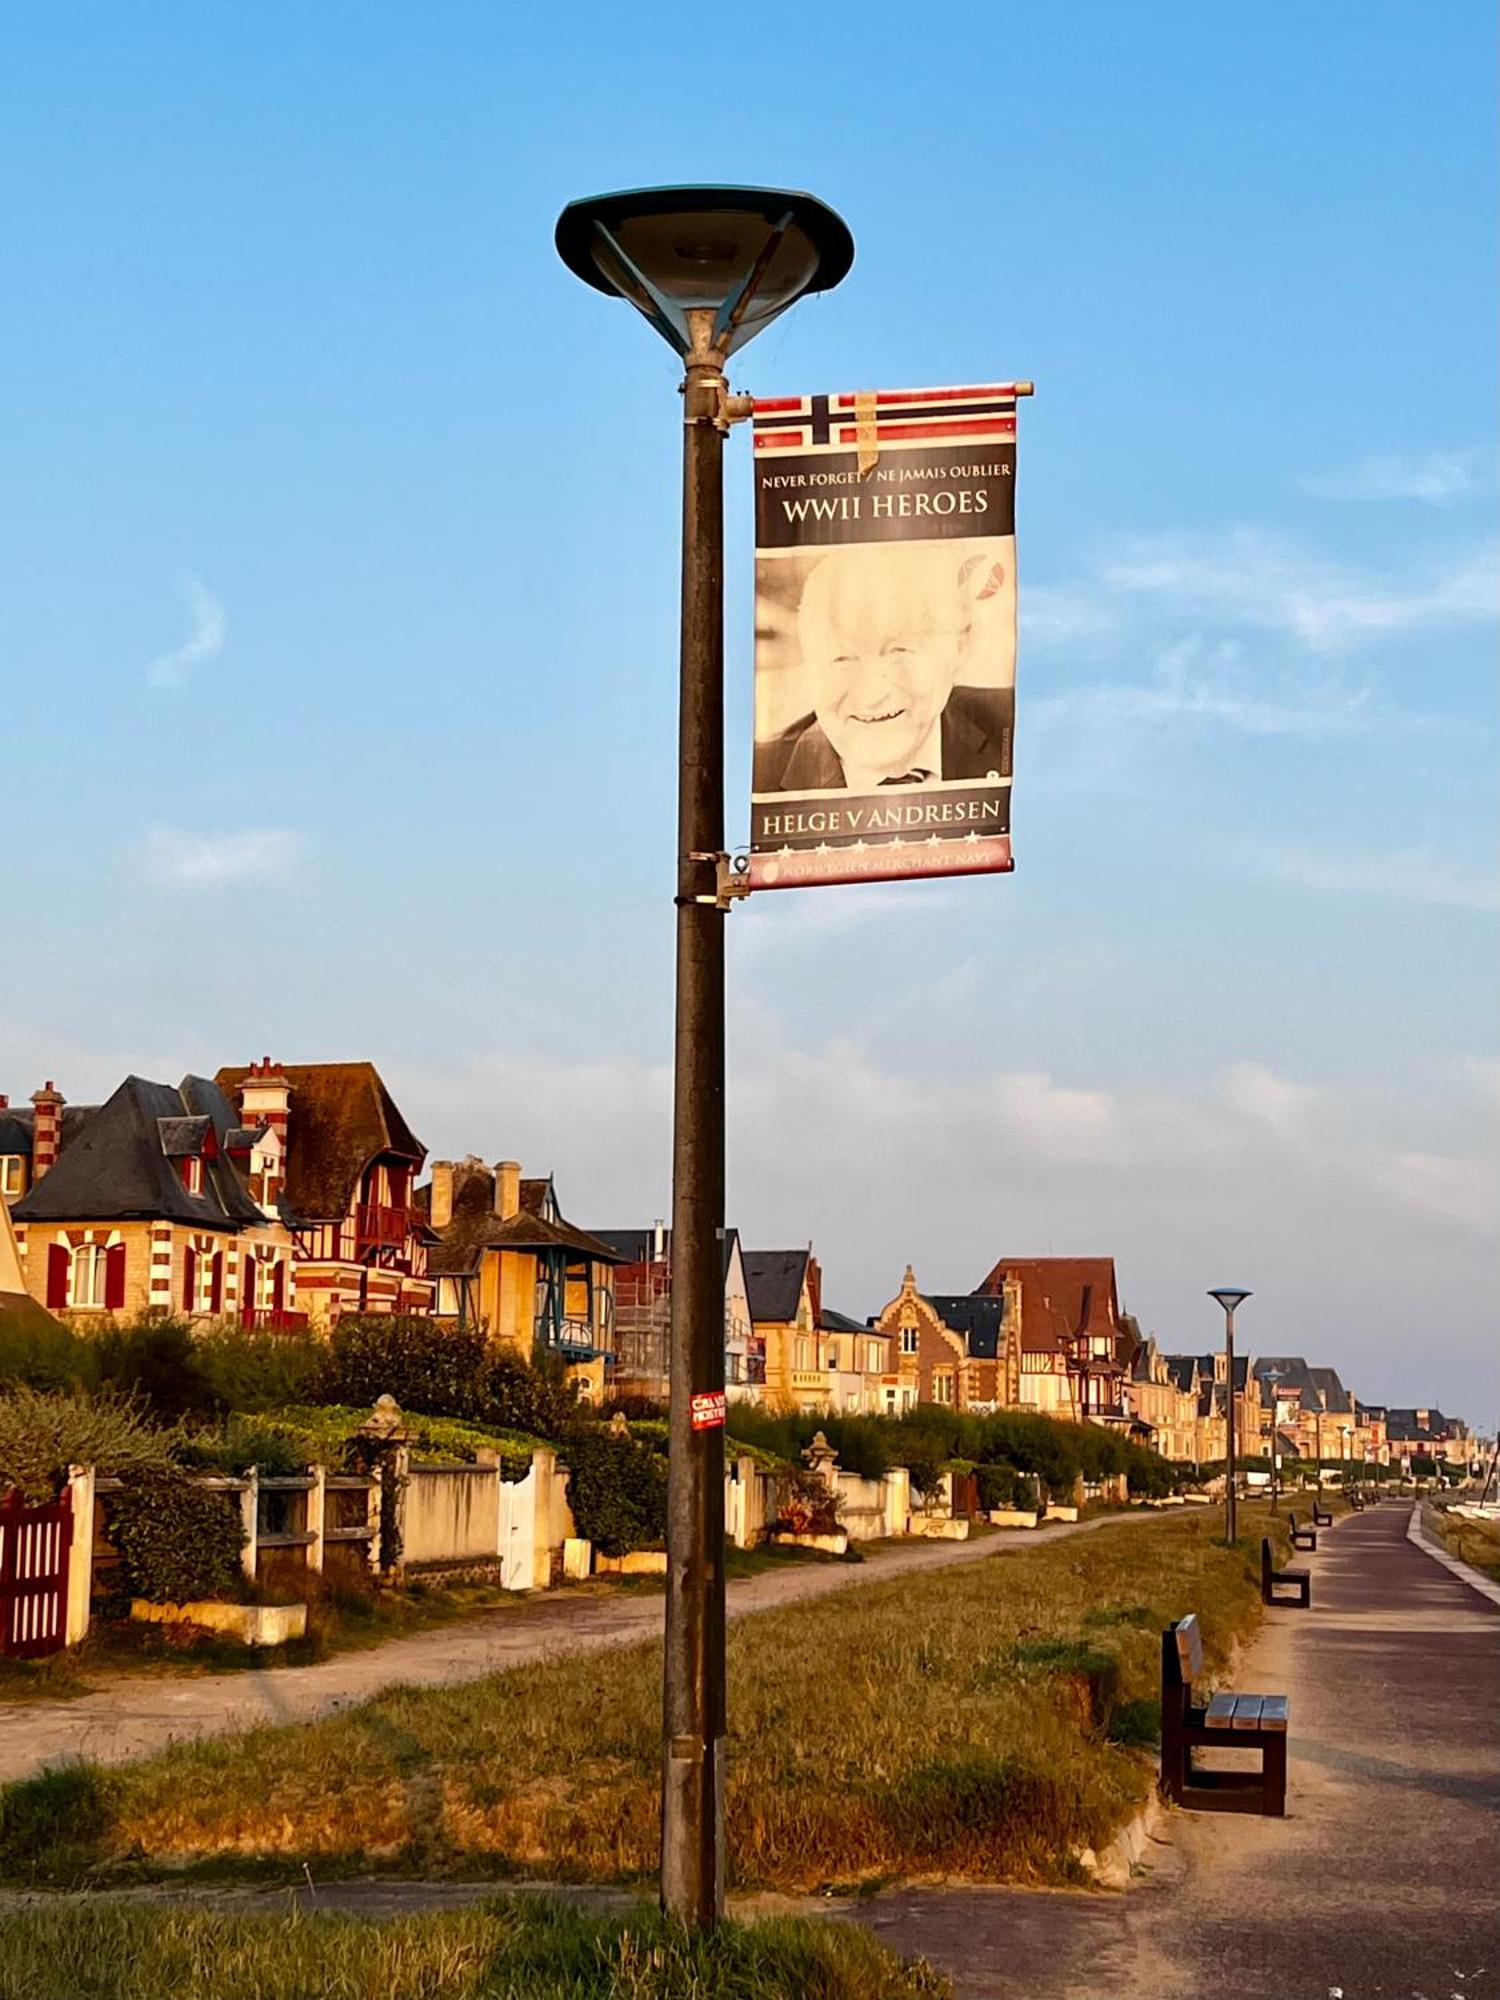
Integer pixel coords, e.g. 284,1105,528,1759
844,1502,1500,2000
0,1509,1139,1785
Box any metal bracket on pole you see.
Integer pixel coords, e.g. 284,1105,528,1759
685,851,752,911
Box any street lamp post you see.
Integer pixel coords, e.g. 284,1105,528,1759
555,187,853,1930
1208,1289,1251,1544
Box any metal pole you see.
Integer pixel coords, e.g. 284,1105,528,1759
660,326,727,1929
1224,1305,1237,1545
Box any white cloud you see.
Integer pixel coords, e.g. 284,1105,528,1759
143,826,300,888
144,575,226,690
1032,635,1397,742
1220,1062,1320,1142
1263,842,1500,914
1099,529,1497,654
1302,450,1480,505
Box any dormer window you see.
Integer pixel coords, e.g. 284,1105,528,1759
181,1155,204,1196
0,1156,22,1198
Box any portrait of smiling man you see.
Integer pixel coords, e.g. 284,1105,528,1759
752,540,1014,795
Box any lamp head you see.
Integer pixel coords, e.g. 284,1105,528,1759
1208,1288,1252,1315
555,184,853,361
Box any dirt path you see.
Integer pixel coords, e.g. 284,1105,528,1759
841,1502,1500,2000
0,1508,1148,1785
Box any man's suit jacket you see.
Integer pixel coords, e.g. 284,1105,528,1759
753,685,1013,793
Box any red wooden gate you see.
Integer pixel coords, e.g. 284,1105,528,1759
0,1487,73,1658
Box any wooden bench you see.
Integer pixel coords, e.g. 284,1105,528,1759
1261,1536,1310,1607
1161,1613,1289,1816
1348,1489,1366,1511
1311,1500,1333,1528
1288,1510,1318,1551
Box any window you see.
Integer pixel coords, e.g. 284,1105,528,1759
0,1156,22,1197
183,1155,204,1196
933,1371,955,1405
71,1243,108,1308
868,1342,883,1375
902,1325,919,1355
795,1338,811,1371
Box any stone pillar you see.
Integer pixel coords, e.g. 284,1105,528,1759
306,1464,326,1575
64,1465,95,1646
239,1467,259,1581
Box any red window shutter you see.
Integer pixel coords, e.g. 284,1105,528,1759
183,1247,197,1311
209,1252,223,1315
46,1243,69,1309
104,1242,127,1311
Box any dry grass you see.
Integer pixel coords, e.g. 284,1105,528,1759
1433,1507,1500,1584
0,1896,949,1999
0,1510,1272,1893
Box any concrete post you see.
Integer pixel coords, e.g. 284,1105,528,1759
306,1465,326,1576
64,1465,95,1646
239,1468,259,1582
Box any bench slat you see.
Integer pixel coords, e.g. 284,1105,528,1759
1204,1692,1237,1729
1175,1614,1204,1683
1232,1696,1266,1729
1259,1695,1289,1732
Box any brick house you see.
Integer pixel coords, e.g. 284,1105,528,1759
869,1267,1021,1413
9,1073,294,1322
215,1060,433,1326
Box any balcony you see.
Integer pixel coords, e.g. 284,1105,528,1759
240,1308,310,1332
356,1204,413,1251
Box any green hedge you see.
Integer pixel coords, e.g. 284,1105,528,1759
106,1467,245,1604
561,1431,668,1557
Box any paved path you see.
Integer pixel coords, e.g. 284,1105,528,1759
844,1503,1500,2000
0,1509,1146,1785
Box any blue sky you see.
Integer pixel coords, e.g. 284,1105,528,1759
3,2,1495,1420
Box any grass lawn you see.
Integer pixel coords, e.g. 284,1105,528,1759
1433,1507,1500,1584
0,1510,1280,1893
0,1895,948,1999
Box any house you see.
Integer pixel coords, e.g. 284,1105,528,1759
422,1158,622,1401
1251,1356,1365,1466
869,1268,1021,1413
817,1306,891,1413
1129,1337,1202,1462
9,1073,294,1321
973,1256,1139,1423
591,1223,761,1403
744,1248,825,1412
1162,1351,1265,1461
0,1190,70,1347
1384,1406,1471,1470
215,1060,433,1325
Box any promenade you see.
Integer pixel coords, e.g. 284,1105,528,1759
848,1502,1500,1999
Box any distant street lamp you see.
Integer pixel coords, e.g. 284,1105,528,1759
1208,1289,1252,1543
555,186,853,1931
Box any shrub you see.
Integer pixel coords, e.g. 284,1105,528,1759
0,1387,178,1499
318,1316,488,1419
192,1325,327,1414
476,1351,577,1438
0,1314,99,1394
561,1430,667,1557
93,1319,221,1423
976,1463,1034,1511
106,1467,245,1604
770,1466,842,1536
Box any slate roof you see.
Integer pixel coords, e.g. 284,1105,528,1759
426,1161,623,1277
742,1249,809,1325
1164,1355,1201,1394
926,1293,1006,1361
591,1227,661,1265
0,1103,96,1159
818,1307,868,1334
1309,1366,1353,1415
215,1061,424,1222
975,1257,1126,1359
11,1075,265,1229
1384,1407,1461,1442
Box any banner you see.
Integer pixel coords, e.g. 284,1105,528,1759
749,383,1022,890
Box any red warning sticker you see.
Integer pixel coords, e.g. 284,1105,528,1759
690,1391,727,1431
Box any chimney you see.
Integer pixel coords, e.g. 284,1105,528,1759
652,1217,667,1263
0,1095,8,1110
238,1058,292,1149
806,1252,822,1327
494,1160,521,1221
430,1161,455,1231
29,1082,64,1180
